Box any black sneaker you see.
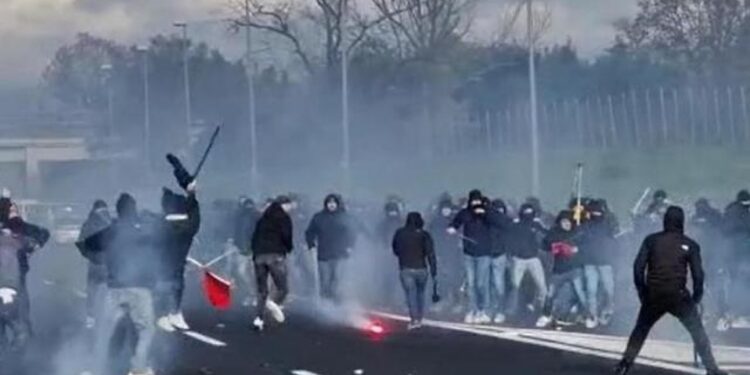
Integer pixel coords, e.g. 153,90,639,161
614,361,631,375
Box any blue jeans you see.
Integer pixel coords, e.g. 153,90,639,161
489,255,508,315
399,269,429,323
318,260,343,302
509,257,548,315
464,255,492,314
95,287,155,373
544,268,586,319
584,264,615,319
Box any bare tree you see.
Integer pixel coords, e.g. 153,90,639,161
371,0,475,63
616,0,750,73
494,0,552,46
227,0,410,74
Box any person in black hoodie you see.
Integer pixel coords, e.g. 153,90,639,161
229,197,260,307
85,193,158,375
305,194,356,302
447,189,510,324
393,212,437,329
536,210,586,328
615,206,727,375
251,196,294,331
77,200,112,329
719,190,750,329
155,182,200,332
507,203,548,322
428,197,461,314
578,199,619,328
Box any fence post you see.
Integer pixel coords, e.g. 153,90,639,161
688,87,697,145
607,95,617,148
713,87,722,143
575,98,584,147
630,90,641,148
485,110,492,153
585,97,594,148
659,87,668,144
742,87,749,143
645,89,653,146
595,96,607,149
728,87,736,145
701,87,710,144
672,88,679,144
621,93,632,148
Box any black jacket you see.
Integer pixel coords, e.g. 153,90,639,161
305,198,356,261
507,218,546,259
85,214,159,289
634,207,704,303
77,207,112,265
158,192,201,279
392,213,437,276
251,202,293,257
543,213,581,274
578,216,619,265
4,217,50,275
449,205,509,257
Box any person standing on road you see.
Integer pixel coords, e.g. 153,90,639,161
251,196,294,331
392,212,437,330
447,190,510,325
305,194,356,303
76,200,112,330
615,206,727,375
506,203,548,323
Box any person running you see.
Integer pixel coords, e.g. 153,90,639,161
392,212,437,330
251,196,294,331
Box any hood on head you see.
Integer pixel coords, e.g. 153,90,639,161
405,212,424,229
555,210,575,227
324,194,343,211
0,198,11,223
737,190,750,206
491,198,507,215
384,201,400,215
468,189,483,203
663,206,685,233
116,193,138,219
654,189,668,201
519,203,536,222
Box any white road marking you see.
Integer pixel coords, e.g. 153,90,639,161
291,370,321,375
182,330,227,347
373,312,750,374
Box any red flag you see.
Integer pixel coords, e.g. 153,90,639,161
202,270,231,310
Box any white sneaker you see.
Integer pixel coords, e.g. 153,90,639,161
127,368,155,375
536,315,552,328
464,311,476,324
475,311,491,325
157,316,176,332
585,317,598,329
265,299,285,323
252,317,265,331
493,313,506,324
170,312,190,330
717,318,731,332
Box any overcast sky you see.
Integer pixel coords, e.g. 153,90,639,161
0,0,639,87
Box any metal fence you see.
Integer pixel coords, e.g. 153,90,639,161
459,86,750,153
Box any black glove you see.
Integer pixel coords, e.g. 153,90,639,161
166,153,194,190
431,279,441,303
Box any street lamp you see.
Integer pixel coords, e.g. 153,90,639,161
527,0,541,196
174,22,193,150
136,45,151,168
341,4,352,193
241,0,260,194
100,63,114,138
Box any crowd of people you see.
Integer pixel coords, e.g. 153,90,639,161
1,163,750,375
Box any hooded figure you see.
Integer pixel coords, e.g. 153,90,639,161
155,185,200,332
617,206,726,375
250,196,294,331
76,200,112,328
84,193,159,375
305,194,357,302
392,212,437,329
448,189,510,324
427,197,461,312
507,203,548,322
233,197,260,256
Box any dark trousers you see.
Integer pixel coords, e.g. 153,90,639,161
622,291,720,371
318,259,343,302
254,254,289,319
